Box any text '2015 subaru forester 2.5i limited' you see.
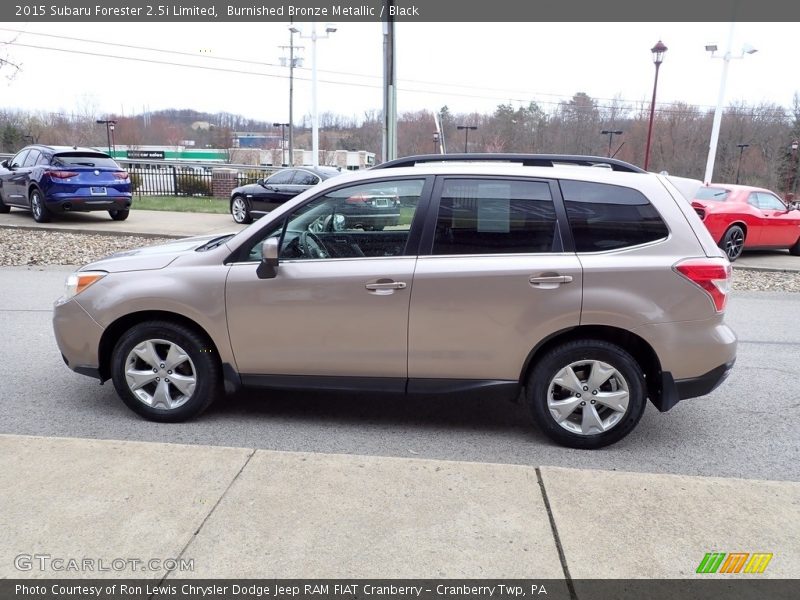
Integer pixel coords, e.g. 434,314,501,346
53,154,736,449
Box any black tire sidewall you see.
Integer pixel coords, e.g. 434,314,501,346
110,321,220,422
527,340,646,449
109,209,130,221
30,189,50,223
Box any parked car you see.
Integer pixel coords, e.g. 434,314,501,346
0,145,132,222
230,166,341,224
692,183,800,260
53,153,737,449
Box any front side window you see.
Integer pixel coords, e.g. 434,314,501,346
9,150,29,168
432,178,558,255
247,179,425,261
756,192,786,210
266,170,295,185
561,180,668,252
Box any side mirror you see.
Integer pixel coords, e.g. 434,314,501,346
0,160,8,169
256,237,279,279
257,178,266,186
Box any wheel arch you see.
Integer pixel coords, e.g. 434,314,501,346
97,310,222,381
519,325,663,406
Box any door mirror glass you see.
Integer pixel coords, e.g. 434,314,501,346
256,178,265,186
0,160,7,169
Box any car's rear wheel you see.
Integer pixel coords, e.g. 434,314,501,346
720,225,745,261
111,321,222,422
526,340,646,449
30,189,51,223
109,209,130,221
231,196,253,224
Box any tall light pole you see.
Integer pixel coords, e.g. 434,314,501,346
793,140,799,199
703,24,758,184
281,27,304,167
273,122,289,166
291,23,337,168
432,131,440,154
735,143,749,184
96,119,116,155
601,129,623,158
787,139,799,200
457,125,477,153
644,40,667,171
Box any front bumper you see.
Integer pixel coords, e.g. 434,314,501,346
53,298,105,380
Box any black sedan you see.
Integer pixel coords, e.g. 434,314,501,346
230,166,341,224
0,145,132,222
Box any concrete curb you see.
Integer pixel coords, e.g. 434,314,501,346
0,222,182,239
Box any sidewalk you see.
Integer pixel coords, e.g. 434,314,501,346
1,434,798,580
1,208,797,272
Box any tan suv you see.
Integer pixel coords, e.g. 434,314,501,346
53,154,737,449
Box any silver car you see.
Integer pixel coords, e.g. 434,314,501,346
53,154,737,449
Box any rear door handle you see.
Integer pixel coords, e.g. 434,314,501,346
529,275,573,284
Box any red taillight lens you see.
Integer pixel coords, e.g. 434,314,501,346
47,170,79,179
113,171,129,180
674,259,731,313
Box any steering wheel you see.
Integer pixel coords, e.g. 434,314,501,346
299,231,329,259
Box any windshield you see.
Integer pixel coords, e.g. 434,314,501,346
695,187,729,201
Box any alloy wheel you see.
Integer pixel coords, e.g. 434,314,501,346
123,338,197,410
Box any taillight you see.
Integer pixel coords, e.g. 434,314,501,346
113,171,129,180
674,258,731,313
47,170,79,179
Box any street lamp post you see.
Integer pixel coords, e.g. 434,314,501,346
644,40,667,171
432,131,440,154
456,125,477,153
703,25,758,184
280,27,304,167
735,143,749,184
787,139,799,201
601,129,623,158
291,23,337,168
96,119,117,155
109,123,116,157
273,122,290,166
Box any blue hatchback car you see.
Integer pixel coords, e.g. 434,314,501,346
0,145,132,222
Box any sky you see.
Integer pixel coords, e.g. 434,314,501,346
0,21,798,124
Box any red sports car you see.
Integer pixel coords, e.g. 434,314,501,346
692,184,800,261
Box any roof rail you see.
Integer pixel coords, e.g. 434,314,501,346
371,153,646,173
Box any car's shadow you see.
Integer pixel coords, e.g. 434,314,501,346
204,387,531,434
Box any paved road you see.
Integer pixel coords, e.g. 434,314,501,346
1,266,797,482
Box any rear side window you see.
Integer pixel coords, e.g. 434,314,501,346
22,150,40,167
561,180,668,252
53,153,119,168
432,178,558,255
293,170,320,186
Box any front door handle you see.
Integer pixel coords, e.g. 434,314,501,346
365,280,407,291
529,275,573,284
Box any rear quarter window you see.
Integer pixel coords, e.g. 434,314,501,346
560,180,669,252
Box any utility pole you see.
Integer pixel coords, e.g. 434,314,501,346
382,0,397,162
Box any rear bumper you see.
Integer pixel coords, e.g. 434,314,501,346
654,360,736,412
47,192,131,213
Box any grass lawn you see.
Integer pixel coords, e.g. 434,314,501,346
133,195,229,214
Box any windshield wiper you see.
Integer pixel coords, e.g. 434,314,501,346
196,234,235,252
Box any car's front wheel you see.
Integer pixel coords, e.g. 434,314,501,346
0,194,10,214
720,225,745,261
109,208,130,221
231,196,253,224
110,321,222,422
526,340,647,449
789,237,800,257
30,189,51,223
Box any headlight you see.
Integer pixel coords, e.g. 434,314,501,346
61,271,107,302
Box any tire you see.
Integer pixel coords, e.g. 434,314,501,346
30,189,51,223
110,321,222,422
231,196,253,224
109,208,130,221
720,225,745,261
789,237,800,257
526,340,647,449
0,194,10,214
